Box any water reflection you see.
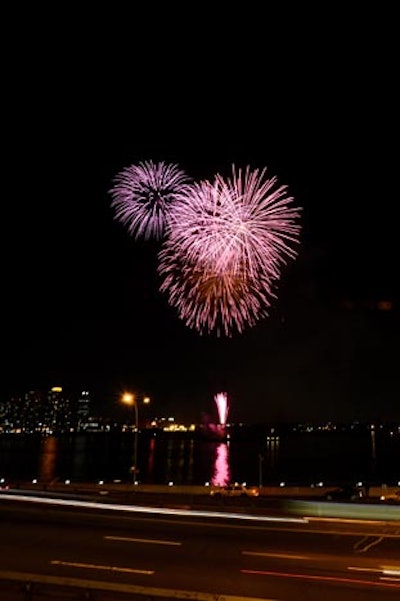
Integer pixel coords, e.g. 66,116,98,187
371,427,377,466
72,434,88,481
187,439,194,483
164,439,190,484
1,429,395,486
147,436,156,478
177,440,185,479
39,436,57,483
266,434,280,473
165,439,174,482
211,443,231,486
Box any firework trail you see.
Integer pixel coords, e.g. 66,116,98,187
214,392,229,425
109,160,192,240
158,165,301,335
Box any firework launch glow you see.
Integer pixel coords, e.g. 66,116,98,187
214,392,229,426
109,160,192,240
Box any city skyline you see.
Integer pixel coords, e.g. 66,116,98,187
3,8,398,424
1,384,399,434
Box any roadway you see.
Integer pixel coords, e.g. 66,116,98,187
0,491,399,600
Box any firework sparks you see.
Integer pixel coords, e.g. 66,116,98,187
109,160,192,240
167,166,301,276
214,392,229,426
158,252,274,336
158,165,301,336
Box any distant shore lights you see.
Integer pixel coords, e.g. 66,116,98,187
214,392,229,426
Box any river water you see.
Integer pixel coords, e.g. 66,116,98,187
0,426,399,488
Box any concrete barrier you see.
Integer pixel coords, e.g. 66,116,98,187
10,481,400,500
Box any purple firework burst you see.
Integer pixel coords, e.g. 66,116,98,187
158,165,301,336
109,160,192,240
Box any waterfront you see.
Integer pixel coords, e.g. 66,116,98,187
0,425,399,487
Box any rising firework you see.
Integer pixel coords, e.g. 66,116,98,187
214,392,229,426
158,165,301,335
109,160,192,240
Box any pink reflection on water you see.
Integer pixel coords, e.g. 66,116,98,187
211,443,231,486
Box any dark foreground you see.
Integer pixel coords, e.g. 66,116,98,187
0,484,399,601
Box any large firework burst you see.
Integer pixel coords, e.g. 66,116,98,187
158,165,301,336
109,160,192,240
167,166,301,277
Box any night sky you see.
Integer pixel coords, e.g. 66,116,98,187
3,7,398,424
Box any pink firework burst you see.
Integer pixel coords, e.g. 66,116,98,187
109,160,192,240
158,165,301,336
166,166,301,277
158,252,274,336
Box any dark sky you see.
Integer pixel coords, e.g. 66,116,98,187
3,7,398,424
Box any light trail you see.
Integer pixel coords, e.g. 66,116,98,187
0,493,307,524
307,515,391,526
241,568,400,589
243,551,309,560
348,564,400,583
51,560,153,575
104,535,181,546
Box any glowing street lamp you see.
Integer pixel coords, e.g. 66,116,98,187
121,393,150,484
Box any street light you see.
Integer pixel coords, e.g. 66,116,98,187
121,393,150,484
